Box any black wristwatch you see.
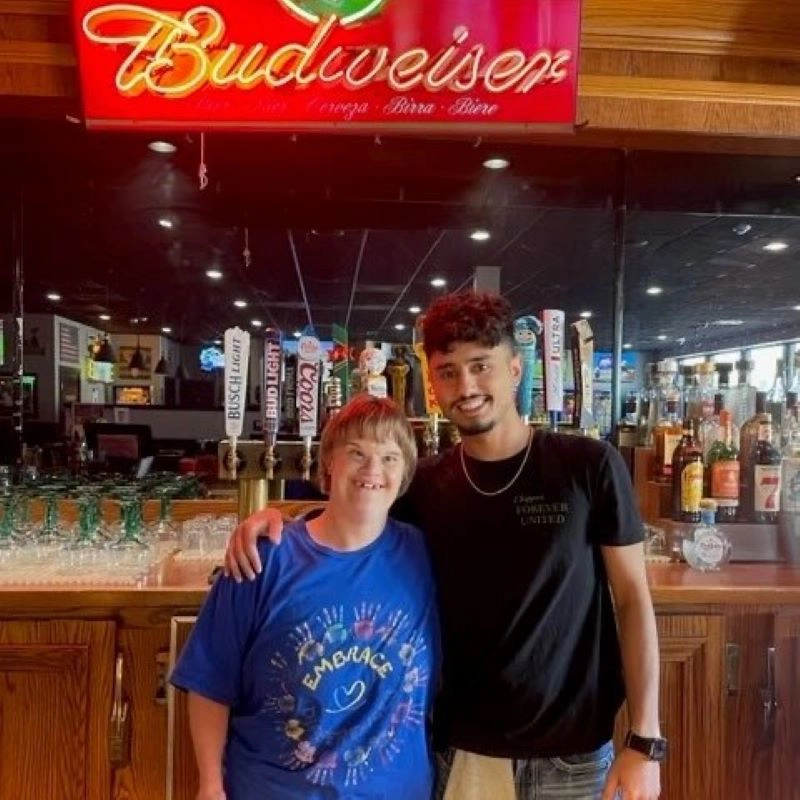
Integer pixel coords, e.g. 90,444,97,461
624,731,668,762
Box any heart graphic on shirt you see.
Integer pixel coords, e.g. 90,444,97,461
327,680,367,714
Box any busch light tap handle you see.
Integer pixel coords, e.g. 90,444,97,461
224,327,251,481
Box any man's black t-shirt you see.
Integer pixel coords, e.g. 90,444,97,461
392,430,644,759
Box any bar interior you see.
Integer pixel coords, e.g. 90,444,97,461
0,0,799,798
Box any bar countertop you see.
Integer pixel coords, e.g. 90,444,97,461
1,560,800,612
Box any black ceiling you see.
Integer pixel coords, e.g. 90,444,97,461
0,118,798,353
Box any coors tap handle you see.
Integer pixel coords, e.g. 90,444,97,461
513,315,543,424
542,310,566,431
262,328,283,480
296,328,322,482
224,327,251,481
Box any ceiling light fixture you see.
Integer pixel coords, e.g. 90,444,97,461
233,299,248,308
579,311,592,319
158,218,173,229
470,229,491,242
251,319,263,327
293,330,302,338
712,319,744,327
213,339,223,346
394,323,406,331
763,241,789,252
161,326,172,334
206,269,223,280
657,334,668,341
46,292,61,302
93,335,116,364
793,306,800,312
128,335,146,377
99,313,111,321
623,343,632,350
148,140,177,154
408,305,422,314
646,286,663,296
154,355,170,375
483,157,510,170
430,277,447,288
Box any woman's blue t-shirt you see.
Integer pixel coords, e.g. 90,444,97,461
171,518,440,799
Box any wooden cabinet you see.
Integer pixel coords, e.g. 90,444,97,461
774,611,800,800
616,613,726,800
0,620,115,800
167,617,199,800
657,614,725,800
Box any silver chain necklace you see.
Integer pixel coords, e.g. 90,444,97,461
459,429,533,497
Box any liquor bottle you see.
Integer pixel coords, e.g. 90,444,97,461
751,419,782,524
706,410,740,523
782,391,800,450
739,391,769,514
789,352,800,395
730,359,757,432
698,393,725,462
767,358,787,432
637,363,658,446
781,413,800,515
654,399,683,481
687,362,717,426
682,499,732,571
679,365,695,419
716,362,734,408
672,421,704,523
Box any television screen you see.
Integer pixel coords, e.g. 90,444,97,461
199,346,225,372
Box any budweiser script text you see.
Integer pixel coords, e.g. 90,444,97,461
82,5,574,99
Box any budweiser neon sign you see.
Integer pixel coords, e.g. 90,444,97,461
74,0,582,129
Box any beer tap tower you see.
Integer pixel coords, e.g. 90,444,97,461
220,326,325,518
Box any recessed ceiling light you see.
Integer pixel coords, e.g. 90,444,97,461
213,339,222,346
646,286,663,296
99,313,111,321
148,140,177,154
206,269,223,280
408,305,422,314
579,311,592,319
623,343,632,350
233,299,248,308
46,292,61,302
763,241,789,252
794,175,800,183
733,222,752,236
158,218,173,229
657,334,668,341
251,319,263,327
470,229,491,242
430,277,447,288
394,323,406,331
483,157,510,170
293,330,302,338
793,305,800,312
161,326,172,334
712,319,744,327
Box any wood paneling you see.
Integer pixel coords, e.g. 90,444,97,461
615,614,725,800
724,610,776,800
167,617,199,800
0,620,115,800
774,611,800,800
112,628,172,800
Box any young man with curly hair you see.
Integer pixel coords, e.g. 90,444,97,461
226,292,663,800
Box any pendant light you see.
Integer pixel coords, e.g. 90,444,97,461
128,333,146,377
94,335,116,364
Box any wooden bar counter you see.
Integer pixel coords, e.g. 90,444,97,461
1,557,798,799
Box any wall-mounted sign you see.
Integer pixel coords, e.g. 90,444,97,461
73,0,581,130
59,323,81,365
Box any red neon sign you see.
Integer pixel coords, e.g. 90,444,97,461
73,0,582,130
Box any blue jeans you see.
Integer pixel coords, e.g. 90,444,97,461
435,741,614,800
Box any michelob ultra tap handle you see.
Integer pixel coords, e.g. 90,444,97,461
542,310,565,428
